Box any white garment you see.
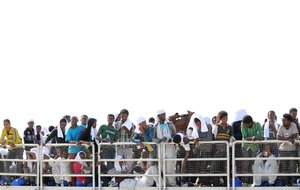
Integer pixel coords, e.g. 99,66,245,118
75,151,87,167
121,119,133,130
120,179,137,190
204,117,212,126
157,122,172,140
136,166,160,187
176,133,190,151
57,126,65,138
264,120,279,138
160,143,176,186
60,157,71,182
233,109,247,122
48,158,61,184
114,155,124,172
252,154,278,185
187,113,208,138
90,127,97,141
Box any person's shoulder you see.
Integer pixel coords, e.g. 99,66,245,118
99,124,107,128
291,122,297,129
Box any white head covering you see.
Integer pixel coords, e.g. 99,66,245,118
137,117,146,125
30,148,39,158
41,127,49,136
75,151,87,167
157,110,165,115
187,113,208,138
114,155,123,172
57,119,67,138
135,117,146,133
234,109,247,122
42,147,50,158
264,119,279,138
204,117,212,126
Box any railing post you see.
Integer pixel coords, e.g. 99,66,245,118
98,143,101,190
227,141,230,190
232,141,236,190
157,143,161,190
163,143,166,190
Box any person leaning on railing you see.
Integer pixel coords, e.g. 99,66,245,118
276,113,299,186
241,115,263,186
0,119,24,184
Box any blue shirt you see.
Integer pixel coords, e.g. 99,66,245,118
66,125,85,154
132,125,154,143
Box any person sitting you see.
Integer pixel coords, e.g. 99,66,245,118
252,145,278,187
73,151,92,186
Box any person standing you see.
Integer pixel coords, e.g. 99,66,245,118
0,119,24,183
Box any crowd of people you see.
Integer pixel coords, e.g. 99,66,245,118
0,108,299,188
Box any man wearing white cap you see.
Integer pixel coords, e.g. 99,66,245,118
132,117,154,157
153,110,177,187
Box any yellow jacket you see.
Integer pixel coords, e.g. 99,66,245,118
1,127,23,149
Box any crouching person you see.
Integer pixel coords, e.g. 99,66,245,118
252,145,278,187
73,151,92,186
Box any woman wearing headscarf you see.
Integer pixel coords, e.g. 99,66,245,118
186,113,213,186
73,151,92,186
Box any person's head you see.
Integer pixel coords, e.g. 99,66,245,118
212,116,217,125
262,144,271,157
194,118,201,129
79,151,86,159
71,116,78,126
242,115,253,128
148,117,155,124
87,118,97,129
173,134,182,144
187,127,193,137
81,115,88,125
48,126,54,132
282,113,292,128
63,115,71,123
61,149,68,159
137,117,147,131
36,125,42,133
59,118,67,130
289,108,298,119
218,111,228,124
268,110,276,120
28,120,34,128
157,110,166,122
3,119,11,130
120,109,129,122
107,114,115,125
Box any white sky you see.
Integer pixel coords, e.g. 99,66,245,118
0,0,300,133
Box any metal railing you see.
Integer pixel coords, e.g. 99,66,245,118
0,144,40,188
98,142,160,190
41,143,95,190
232,140,300,190
163,141,230,190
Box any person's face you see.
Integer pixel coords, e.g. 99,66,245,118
3,121,10,129
60,122,67,129
36,127,41,133
107,116,114,125
79,152,85,159
71,117,78,125
29,152,36,160
158,113,166,121
139,121,147,131
263,146,271,157
92,121,97,128
81,116,88,125
195,121,201,129
121,113,128,122
212,117,216,125
291,111,297,119
56,150,62,157
282,117,291,128
62,150,68,158
41,131,45,136
28,121,34,128
220,116,228,124
268,111,276,120
66,116,71,122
